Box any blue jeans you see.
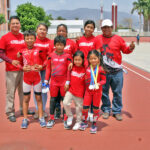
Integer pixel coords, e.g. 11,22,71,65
101,70,123,114
34,70,48,111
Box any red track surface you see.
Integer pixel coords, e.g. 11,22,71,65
0,61,150,150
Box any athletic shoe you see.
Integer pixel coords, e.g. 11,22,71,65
8,115,16,122
46,120,55,128
79,122,88,131
21,118,28,129
33,111,39,119
90,124,97,134
113,113,123,121
67,116,73,126
39,117,46,128
72,122,80,131
64,121,70,130
102,112,110,119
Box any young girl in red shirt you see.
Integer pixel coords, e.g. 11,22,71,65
79,50,106,134
63,51,85,130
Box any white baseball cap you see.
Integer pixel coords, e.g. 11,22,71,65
101,19,113,27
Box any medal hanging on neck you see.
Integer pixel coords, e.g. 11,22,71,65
89,65,99,90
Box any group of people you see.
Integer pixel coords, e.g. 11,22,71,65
0,16,135,134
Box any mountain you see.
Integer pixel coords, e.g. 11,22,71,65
47,8,139,29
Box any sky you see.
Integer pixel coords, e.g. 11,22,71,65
11,0,138,14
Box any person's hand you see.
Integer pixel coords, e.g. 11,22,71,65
23,65,31,72
12,60,20,67
34,64,43,71
129,41,135,51
68,63,73,70
17,52,21,58
64,84,69,92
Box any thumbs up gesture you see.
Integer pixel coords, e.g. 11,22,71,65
129,41,135,51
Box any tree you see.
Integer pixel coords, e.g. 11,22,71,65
16,2,53,32
122,18,133,29
75,17,79,20
0,14,6,25
131,0,145,32
56,16,66,20
131,0,150,32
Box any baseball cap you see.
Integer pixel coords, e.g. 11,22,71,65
101,19,113,27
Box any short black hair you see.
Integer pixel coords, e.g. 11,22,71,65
24,30,36,39
84,20,95,29
73,50,84,65
54,36,66,46
37,23,48,31
57,24,68,33
9,16,20,23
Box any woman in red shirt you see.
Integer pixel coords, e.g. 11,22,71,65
33,23,51,119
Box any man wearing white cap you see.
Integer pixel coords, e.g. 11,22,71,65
96,19,135,121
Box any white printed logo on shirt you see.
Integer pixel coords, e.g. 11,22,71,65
34,43,49,48
71,71,85,78
10,40,24,44
79,42,94,47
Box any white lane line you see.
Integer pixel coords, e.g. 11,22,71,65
122,65,150,82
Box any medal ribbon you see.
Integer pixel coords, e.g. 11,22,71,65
90,65,99,85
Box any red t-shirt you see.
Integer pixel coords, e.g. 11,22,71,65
34,37,51,70
76,35,97,67
49,38,77,57
85,66,106,92
45,52,72,86
0,32,25,71
69,65,85,98
96,34,132,67
19,47,44,85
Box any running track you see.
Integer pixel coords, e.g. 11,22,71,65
0,61,150,150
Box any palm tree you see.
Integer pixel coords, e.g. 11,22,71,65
131,0,145,32
143,0,150,31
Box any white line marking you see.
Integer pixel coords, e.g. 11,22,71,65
122,65,150,82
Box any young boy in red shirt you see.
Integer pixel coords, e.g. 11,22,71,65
44,36,72,129
18,30,46,129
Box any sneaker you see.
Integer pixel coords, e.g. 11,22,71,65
33,111,39,119
39,117,46,128
102,112,110,119
79,122,88,131
64,121,70,130
67,116,73,126
113,113,123,121
43,111,48,118
72,122,80,131
21,118,28,129
8,115,16,122
90,125,97,134
46,120,55,128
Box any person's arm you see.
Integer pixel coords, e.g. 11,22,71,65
0,49,12,63
98,68,106,86
45,56,51,82
0,49,20,66
120,38,135,54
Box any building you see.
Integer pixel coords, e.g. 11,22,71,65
48,20,84,34
0,0,11,33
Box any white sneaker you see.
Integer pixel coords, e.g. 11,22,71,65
72,122,80,131
89,113,93,122
67,116,73,126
